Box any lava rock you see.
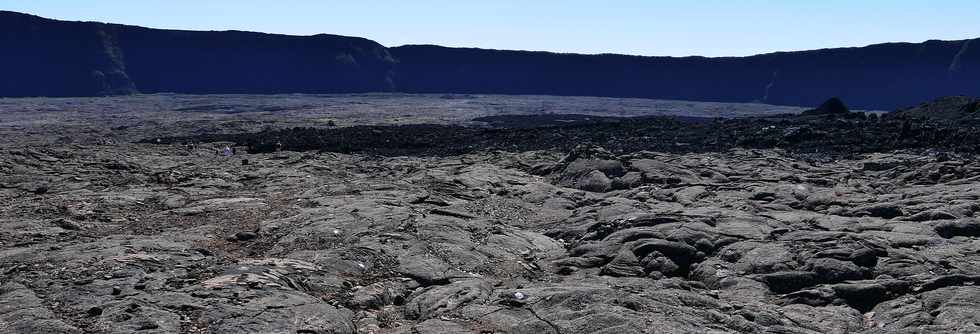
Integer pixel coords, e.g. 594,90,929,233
51,218,81,231
34,185,49,195
600,249,645,277
632,239,699,271
853,203,905,219
906,209,958,222
802,97,851,116
86,306,103,317
404,279,491,320
227,231,258,242
807,258,865,283
575,170,613,192
759,271,819,294
934,219,980,238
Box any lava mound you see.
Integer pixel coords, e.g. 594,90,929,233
889,96,980,122
801,97,851,116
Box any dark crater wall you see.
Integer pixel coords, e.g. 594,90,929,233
0,11,396,97
1,11,978,110
390,41,980,110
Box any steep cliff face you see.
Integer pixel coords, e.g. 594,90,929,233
390,40,980,110
114,28,396,94
0,11,136,97
1,11,977,110
0,11,396,97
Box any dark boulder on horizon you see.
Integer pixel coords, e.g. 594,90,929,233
802,97,851,115
1,10,979,110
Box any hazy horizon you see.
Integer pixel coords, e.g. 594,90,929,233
2,0,979,57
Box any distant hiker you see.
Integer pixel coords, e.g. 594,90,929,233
222,146,233,156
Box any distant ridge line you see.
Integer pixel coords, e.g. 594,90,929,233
0,10,977,110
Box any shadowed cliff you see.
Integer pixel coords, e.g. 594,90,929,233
1,11,978,110
390,41,980,110
0,11,396,97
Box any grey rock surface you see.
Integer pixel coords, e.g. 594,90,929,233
1,95,978,333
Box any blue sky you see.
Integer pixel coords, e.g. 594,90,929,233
2,1,979,57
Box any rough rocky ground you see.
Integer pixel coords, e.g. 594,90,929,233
2,94,979,334
155,110,980,157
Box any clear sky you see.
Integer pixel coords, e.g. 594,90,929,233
2,1,979,57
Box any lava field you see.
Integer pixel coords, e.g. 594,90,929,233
2,94,980,333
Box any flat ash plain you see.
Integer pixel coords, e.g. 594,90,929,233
1,94,979,334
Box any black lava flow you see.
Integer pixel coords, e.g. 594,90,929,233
143,113,980,158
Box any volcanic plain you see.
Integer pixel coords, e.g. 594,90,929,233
2,94,979,334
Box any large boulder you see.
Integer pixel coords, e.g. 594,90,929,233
551,146,624,192
934,219,980,238
802,97,851,116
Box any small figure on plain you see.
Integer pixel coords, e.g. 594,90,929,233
222,146,233,157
